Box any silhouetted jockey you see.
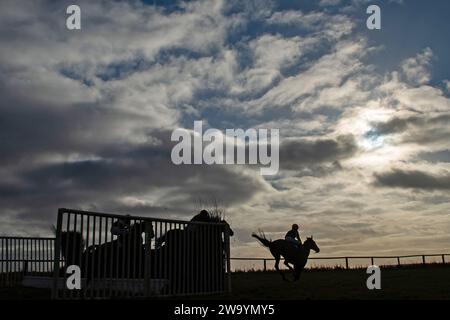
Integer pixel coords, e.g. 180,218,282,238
192,209,210,222
285,224,302,249
186,209,210,231
111,215,131,236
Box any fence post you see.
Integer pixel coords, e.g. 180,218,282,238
422,255,426,265
345,257,349,270
263,259,267,272
52,209,63,299
442,255,446,264
397,257,401,266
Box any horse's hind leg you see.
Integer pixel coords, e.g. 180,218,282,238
274,255,287,281
283,260,294,272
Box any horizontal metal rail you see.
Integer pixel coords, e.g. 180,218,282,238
57,208,227,226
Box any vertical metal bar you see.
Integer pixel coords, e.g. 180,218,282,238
224,223,231,293
345,257,349,270
109,218,118,297
184,223,193,294
144,221,152,297
125,219,131,298
99,217,108,298
2,238,4,286
137,220,143,297
169,222,174,295
102,217,108,298
197,223,200,294
38,237,41,274
180,223,184,295
163,221,167,294
180,222,184,294
16,239,19,285
220,225,224,291
116,217,121,297
63,213,71,299
34,239,37,275
212,225,217,292
176,222,181,295
442,254,446,264
217,225,221,291
44,239,47,274
130,219,136,297
155,221,160,294
397,257,400,266
6,238,9,285
70,213,77,299
79,214,84,299
91,215,96,299
206,223,211,293
52,209,63,299
0,238,3,286
84,215,90,299
12,238,16,286
97,216,103,298
12,239,15,286
371,257,374,266
45,239,48,274
22,239,25,278
422,255,426,265
120,218,126,298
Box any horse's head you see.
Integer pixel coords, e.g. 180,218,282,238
223,220,234,237
303,235,320,253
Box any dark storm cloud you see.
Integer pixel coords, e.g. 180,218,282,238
0,92,144,166
374,169,450,190
418,150,450,163
370,113,450,135
0,138,266,222
367,113,450,146
279,134,357,170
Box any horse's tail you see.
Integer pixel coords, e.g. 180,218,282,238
252,231,271,248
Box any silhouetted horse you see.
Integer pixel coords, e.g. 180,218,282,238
151,211,233,293
252,232,320,282
60,221,153,282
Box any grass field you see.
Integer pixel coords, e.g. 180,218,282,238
1,265,449,300
217,265,450,300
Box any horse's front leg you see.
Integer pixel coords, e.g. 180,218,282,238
293,267,303,282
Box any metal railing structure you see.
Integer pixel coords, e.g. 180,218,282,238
231,253,450,271
52,208,232,299
0,236,55,287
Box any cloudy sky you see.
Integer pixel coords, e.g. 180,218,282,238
1,0,449,263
